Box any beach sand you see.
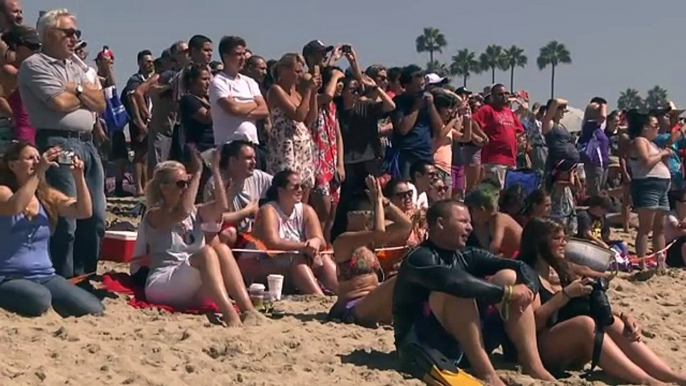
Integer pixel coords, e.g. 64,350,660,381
0,200,684,386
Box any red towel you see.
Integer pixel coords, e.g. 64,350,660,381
101,272,236,314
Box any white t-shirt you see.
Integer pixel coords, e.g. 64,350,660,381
409,183,429,210
209,72,263,145
203,169,273,232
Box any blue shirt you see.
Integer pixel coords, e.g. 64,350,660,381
390,93,433,161
654,133,686,187
0,202,55,280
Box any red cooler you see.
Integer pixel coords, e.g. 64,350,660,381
101,230,137,263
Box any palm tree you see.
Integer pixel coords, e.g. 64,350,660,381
537,41,572,98
479,45,506,84
644,85,669,109
450,49,481,87
501,45,527,91
426,60,451,78
415,27,447,64
617,88,644,110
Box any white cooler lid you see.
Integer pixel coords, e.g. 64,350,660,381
105,230,138,241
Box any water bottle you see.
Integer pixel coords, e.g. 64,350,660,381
656,251,667,275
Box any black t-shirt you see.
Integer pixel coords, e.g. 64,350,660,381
576,210,610,241
121,73,148,127
336,98,385,162
179,95,214,151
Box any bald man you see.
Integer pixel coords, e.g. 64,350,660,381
0,0,23,60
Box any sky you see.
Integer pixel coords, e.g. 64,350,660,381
22,0,686,109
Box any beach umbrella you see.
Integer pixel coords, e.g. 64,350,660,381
561,106,585,132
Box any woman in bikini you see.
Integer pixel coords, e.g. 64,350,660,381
328,176,412,326
464,188,522,258
520,217,686,385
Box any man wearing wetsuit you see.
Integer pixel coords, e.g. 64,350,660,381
393,200,555,386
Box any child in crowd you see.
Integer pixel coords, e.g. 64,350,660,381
576,194,629,257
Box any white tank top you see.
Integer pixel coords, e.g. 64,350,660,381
629,139,671,179
268,202,306,242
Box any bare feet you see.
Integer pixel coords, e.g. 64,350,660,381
221,307,243,328
241,309,268,327
483,374,506,386
522,364,556,382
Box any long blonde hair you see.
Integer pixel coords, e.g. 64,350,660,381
0,141,69,230
145,160,186,208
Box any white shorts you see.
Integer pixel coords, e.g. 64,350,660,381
483,163,512,189
145,258,203,307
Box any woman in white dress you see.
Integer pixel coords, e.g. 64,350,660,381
144,148,260,327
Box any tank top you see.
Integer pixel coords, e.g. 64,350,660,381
8,89,36,144
267,201,306,243
629,139,671,179
545,123,580,166
145,209,205,271
0,201,55,279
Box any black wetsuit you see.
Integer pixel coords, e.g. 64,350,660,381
392,240,539,361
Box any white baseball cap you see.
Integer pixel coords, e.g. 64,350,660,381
425,73,449,86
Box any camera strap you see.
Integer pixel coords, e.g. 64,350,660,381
590,323,604,372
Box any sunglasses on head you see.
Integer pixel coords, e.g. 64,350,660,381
56,27,81,38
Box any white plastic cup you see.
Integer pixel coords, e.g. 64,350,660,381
267,274,284,301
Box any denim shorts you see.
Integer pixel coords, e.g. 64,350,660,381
630,177,670,210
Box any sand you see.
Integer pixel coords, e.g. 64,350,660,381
0,200,685,386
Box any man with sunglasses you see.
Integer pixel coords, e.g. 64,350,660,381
18,9,106,279
472,84,525,189
409,160,438,210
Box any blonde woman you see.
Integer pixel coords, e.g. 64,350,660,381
143,148,260,327
266,53,320,204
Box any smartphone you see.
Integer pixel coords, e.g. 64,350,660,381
57,150,75,165
341,44,352,54
200,148,214,167
311,64,320,77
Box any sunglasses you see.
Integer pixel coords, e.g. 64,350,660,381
287,183,303,191
393,190,413,199
56,28,81,38
376,75,388,81
433,185,449,193
174,180,189,189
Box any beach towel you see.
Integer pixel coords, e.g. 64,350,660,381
101,272,237,314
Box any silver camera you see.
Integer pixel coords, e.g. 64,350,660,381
57,150,75,165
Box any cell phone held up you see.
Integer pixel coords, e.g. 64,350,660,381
341,44,352,54
57,150,75,165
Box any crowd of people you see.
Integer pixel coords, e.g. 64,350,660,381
1,3,686,385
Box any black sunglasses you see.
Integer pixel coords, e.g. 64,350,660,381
393,190,413,199
175,180,189,189
56,28,81,38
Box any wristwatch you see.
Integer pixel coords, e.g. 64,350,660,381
75,84,83,97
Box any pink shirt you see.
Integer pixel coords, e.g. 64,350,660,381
8,89,35,144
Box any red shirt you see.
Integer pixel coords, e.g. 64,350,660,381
473,104,524,166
